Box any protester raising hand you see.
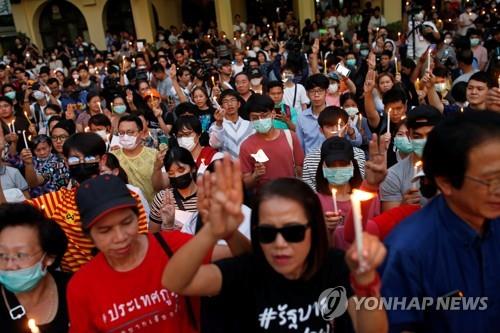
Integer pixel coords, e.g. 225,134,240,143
159,190,176,229
365,134,388,187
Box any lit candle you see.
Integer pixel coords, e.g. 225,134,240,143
84,59,88,66
211,76,216,86
22,130,29,149
427,48,432,72
460,107,464,113
331,188,338,214
337,118,342,134
358,113,363,128
24,111,32,125
28,319,40,333
398,32,401,39
387,108,392,133
98,102,103,114
110,102,114,111
122,55,126,69
84,126,89,133
233,37,236,41
323,59,328,74
394,56,398,74
350,189,376,272
11,120,16,133
413,161,423,190
416,78,420,90
340,32,344,41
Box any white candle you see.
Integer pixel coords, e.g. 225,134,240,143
358,113,363,129
387,108,392,133
331,188,338,214
22,130,29,149
413,161,423,190
337,118,341,134
350,189,375,272
324,59,327,74
211,76,216,86
394,56,398,74
28,319,40,333
98,102,103,114
427,49,432,72
497,75,500,88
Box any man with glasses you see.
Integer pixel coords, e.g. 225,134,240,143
112,115,158,204
25,133,149,272
209,90,255,159
381,111,500,332
296,74,362,155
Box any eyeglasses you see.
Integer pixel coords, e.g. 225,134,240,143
50,135,69,142
0,251,42,266
309,88,325,95
118,130,139,136
221,98,238,105
465,175,500,195
255,224,310,244
67,155,99,166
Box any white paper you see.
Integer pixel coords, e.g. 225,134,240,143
251,149,269,163
109,135,122,149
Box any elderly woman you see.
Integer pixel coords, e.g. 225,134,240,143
0,203,69,332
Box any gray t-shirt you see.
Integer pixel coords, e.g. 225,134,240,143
380,156,427,206
0,165,29,192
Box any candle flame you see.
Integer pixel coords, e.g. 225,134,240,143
415,161,423,169
28,319,39,332
331,188,337,195
351,189,376,201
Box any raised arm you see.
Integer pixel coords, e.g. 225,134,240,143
162,155,247,296
363,68,380,129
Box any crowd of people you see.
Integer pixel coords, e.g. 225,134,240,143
0,1,499,332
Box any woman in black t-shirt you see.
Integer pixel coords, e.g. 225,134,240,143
162,155,388,333
0,203,70,333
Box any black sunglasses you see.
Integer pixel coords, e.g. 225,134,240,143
255,224,310,244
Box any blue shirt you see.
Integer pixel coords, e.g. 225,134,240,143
381,195,500,333
296,108,362,154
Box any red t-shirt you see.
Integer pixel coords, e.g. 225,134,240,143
67,231,201,333
196,146,218,168
239,130,304,190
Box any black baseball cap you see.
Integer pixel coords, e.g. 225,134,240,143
249,67,263,79
76,175,136,230
321,137,354,165
406,105,442,129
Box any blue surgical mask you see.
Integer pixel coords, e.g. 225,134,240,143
113,105,127,114
0,255,47,293
252,118,273,134
322,165,354,185
4,91,16,100
346,59,356,67
360,49,369,57
344,107,359,117
394,136,414,154
470,38,480,47
411,138,427,157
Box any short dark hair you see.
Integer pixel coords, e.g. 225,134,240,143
47,78,59,86
0,203,68,270
244,93,274,115
234,71,250,82
266,80,284,92
424,111,500,192
457,49,473,65
103,153,129,183
45,103,62,114
305,73,330,91
382,86,407,105
39,66,50,75
86,92,100,104
52,119,76,136
340,93,357,107
315,155,363,195
177,66,191,78
318,106,349,128
468,71,493,88
451,81,467,103
63,132,107,158
163,146,197,173
89,114,112,128
174,102,198,117
250,178,329,280
433,67,448,78
0,96,13,106
151,63,164,73
174,48,184,56
173,114,202,136
118,114,144,131
381,50,393,58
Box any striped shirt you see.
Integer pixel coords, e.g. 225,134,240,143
28,187,149,272
302,147,366,191
150,188,198,229
209,117,255,159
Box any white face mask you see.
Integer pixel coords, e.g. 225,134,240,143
328,83,339,93
344,106,359,117
119,134,138,150
434,83,447,93
251,78,262,86
178,136,196,151
33,91,45,100
253,46,260,52
95,130,109,142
